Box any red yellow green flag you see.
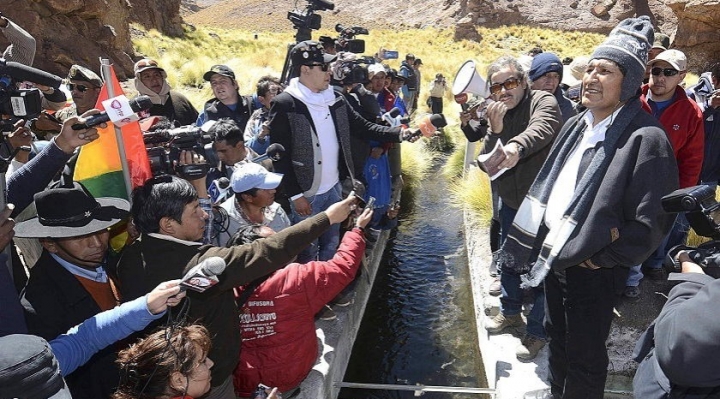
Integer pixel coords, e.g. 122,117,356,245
74,66,151,199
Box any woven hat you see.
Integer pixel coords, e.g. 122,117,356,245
14,181,129,238
591,15,654,101
562,55,590,87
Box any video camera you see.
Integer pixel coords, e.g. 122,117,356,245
331,53,375,85
661,185,720,277
334,24,368,54
287,0,334,42
142,120,216,180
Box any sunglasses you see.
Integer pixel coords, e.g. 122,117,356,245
650,67,679,77
489,77,521,95
67,83,93,92
307,63,330,72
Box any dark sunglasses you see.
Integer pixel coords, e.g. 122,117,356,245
650,67,679,77
66,83,93,92
307,63,330,72
489,77,521,95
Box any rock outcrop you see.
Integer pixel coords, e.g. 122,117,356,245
667,0,720,71
0,0,183,79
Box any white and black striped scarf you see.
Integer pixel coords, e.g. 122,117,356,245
499,98,642,288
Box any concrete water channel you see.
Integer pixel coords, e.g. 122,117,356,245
340,156,486,399
293,149,665,398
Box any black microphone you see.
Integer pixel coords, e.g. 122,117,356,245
406,113,448,140
180,256,227,293
71,95,153,130
253,143,286,163
0,60,64,89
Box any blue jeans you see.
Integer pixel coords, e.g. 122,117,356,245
499,202,517,244
500,271,547,339
644,213,690,270
291,182,342,263
498,203,546,339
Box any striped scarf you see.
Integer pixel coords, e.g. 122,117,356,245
499,98,642,288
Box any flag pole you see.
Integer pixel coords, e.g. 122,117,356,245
100,58,133,202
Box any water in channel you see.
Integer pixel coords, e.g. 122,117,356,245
340,156,485,399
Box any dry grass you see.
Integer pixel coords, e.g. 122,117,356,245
131,23,604,206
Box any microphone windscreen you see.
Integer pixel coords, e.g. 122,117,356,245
266,143,285,157
201,257,226,276
217,177,230,189
4,62,63,89
429,113,447,128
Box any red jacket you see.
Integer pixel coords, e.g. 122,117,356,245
641,85,705,188
232,229,366,397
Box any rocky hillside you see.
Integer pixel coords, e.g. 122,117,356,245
2,0,719,77
185,0,720,71
1,0,184,79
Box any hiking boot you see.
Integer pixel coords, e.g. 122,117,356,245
516,334,546,360
623,285,641,299
488,277,501,296
485,313,524,334
317,305,337,321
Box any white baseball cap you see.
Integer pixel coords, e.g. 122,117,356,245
231,163,283,193
648,49,687,71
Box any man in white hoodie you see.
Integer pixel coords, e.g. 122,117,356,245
268,40,413,262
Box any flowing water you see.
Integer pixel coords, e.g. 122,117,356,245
340,157,486,399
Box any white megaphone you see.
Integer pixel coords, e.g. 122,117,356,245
452,60,490,103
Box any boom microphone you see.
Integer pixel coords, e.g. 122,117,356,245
0,60,64,89
180,256,227,293
72,95,153,130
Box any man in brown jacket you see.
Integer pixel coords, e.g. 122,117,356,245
114,175,356,399
479,55,562,360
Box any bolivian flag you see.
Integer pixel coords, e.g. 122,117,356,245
74,66,151,199
73,65,152,251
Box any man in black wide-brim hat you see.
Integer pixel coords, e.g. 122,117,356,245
15,181,129,399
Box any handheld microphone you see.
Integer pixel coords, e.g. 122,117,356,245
252,143,285,163
381,107,402,127
180,256,227,293
209,177,231,204
0,60,64,89
72,95,153,130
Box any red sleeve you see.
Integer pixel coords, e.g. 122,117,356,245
677,107,705,188
300,229,366,313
